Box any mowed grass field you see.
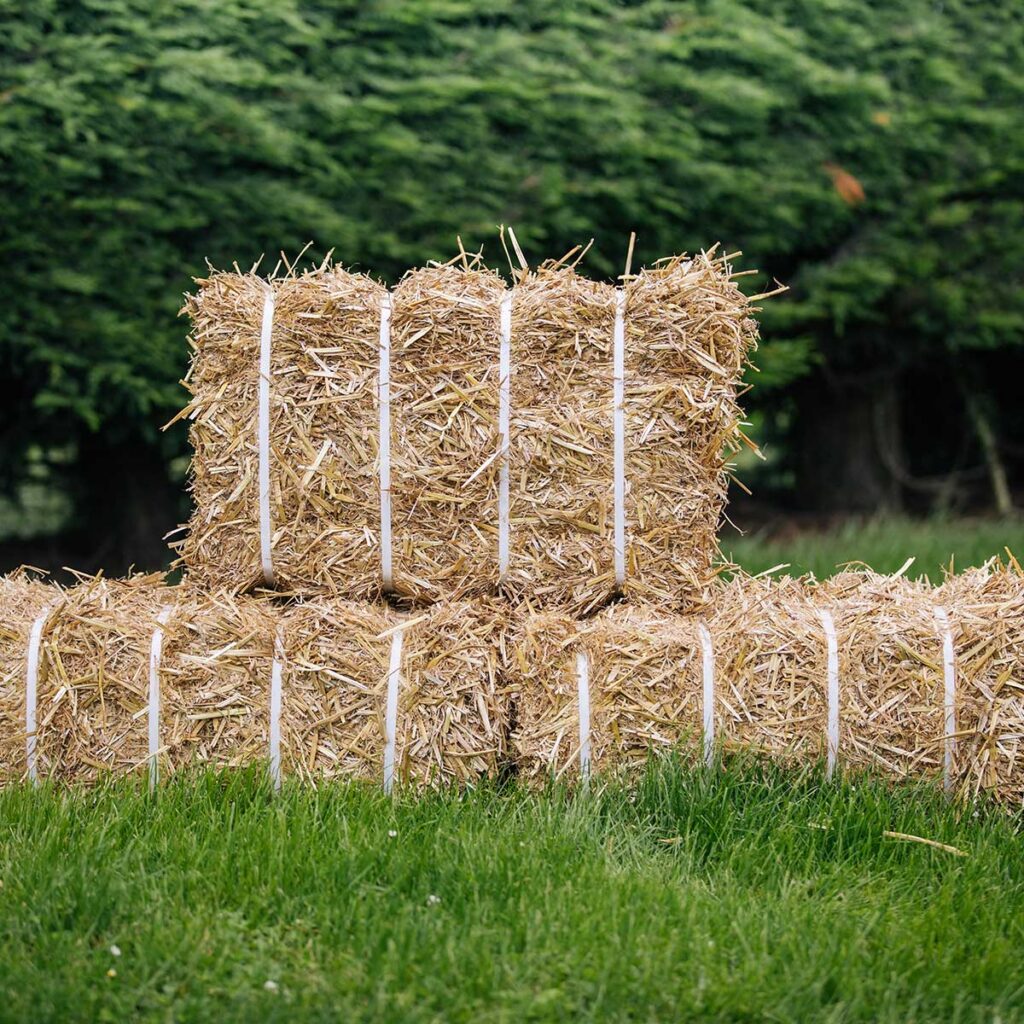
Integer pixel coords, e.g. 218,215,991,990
2,517,1024,1022
1,764,1023,1022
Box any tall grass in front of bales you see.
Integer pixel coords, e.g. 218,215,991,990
1,761,1023,1022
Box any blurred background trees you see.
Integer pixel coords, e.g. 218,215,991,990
1,0,1022,573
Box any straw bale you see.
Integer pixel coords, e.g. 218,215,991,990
280,598,510,786
0,570,64,781
28,574,180,784
161,590,281,773
620,251,758,608
511,603,704,779
387,262,505,600
934,563,1024,804
175,263,389,597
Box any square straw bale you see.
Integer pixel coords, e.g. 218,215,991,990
0,570,64,782
387,260,506,601
511,603,705,780
29,574,179,785
174,262,388,597
279,597,510,786
161,591,281,773
621,250,759,609
935,563,1024,805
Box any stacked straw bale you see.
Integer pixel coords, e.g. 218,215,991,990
0,571,63,781
512,568,1024,800
174,262,388,597
175,248,758,611
280,598,510,785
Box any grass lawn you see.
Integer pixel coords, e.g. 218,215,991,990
723,515,1024,582
1,763,1023,1022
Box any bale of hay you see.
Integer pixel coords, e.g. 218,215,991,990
621,251,759,608
174,247,760,610
511,603,705,780
27,574,180,784
173,261,389,598
935,563,1024,804
280,598,510,785
0,570,64,782
387,261,505,601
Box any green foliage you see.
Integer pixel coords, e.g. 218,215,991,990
0,0,1021,507
1,763,1022,1021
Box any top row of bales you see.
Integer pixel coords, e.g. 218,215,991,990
173,247,761,614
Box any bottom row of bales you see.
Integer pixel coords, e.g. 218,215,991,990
1,566,1022,804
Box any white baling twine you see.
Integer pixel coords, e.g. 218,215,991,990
934,606,956,793
25,605,55,786
576,651,592,783
268,629,284,792
612,289,627,588
257,286,276,586
497,293,513,580
819,609,840,779
698,623,715,769
147,605,173,793
383,629,404,795
378,293,394,590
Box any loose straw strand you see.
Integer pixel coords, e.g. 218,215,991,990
269,628,284,792
257,285,276,585
934,606,956,793
698,623,715,768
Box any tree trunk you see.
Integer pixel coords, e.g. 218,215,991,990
792,369,902,514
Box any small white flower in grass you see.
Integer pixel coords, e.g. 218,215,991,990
264,980,279,993
388,829,398,838
110,945,121,958
426,894,441,907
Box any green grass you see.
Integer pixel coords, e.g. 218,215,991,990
723,515,1024,582
1,763,1023,1022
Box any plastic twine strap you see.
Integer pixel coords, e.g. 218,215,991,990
378,293,394,590
268,628,284,792
383,629,404,794
147,605,173,793
576,651,591,783
698,623,715,768
934,606,956,793
818,609,840,779
257,285,276,585
497,293,513,580
25,604,55,786
612,289,627,588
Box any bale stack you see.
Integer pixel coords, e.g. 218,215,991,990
173,247,759,611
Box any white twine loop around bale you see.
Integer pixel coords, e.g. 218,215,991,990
934,606,957,793
612,289,627,589
383,629,404,795
818,609,840,779
576,650,591,784
698,623,715,769
497,293,513,580
25,605,55,786
147,605,173,793
257,285,276,586
378,292,394,590
268,629,284,792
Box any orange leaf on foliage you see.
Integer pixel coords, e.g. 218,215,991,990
823,163,865,205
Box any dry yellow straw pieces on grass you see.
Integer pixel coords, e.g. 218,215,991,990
0,570,64,781
174,261,388,597
280,598,509,785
